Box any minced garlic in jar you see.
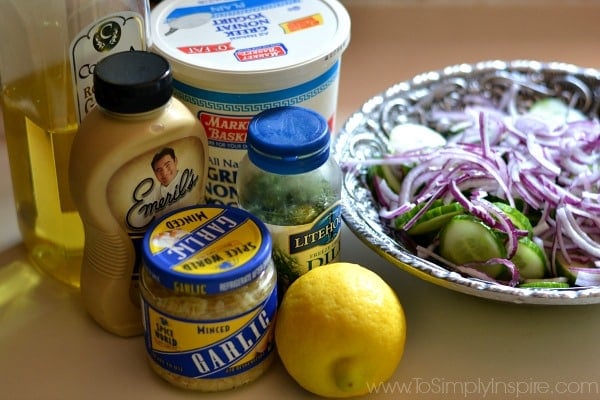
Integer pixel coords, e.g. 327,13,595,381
140,205,277,391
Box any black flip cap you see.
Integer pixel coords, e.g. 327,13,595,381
93,50,173,113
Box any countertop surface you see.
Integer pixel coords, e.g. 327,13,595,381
2,2,600,399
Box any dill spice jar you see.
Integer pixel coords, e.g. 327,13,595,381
237,106,343,293
140,205,277,391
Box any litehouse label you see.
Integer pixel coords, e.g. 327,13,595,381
267,203,342,291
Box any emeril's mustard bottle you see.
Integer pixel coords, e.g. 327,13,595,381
69,51,209,337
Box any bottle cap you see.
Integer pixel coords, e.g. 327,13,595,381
246,106,330,175
94,51,173,113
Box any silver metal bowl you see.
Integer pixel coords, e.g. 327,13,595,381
333,60,600,305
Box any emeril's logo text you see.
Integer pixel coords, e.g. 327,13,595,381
126,168,199,229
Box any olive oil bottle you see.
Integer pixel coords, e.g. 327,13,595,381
0,1,148,288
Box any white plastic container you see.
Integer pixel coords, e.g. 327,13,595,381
150,0,350,206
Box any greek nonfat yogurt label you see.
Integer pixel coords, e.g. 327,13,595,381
173,64,340,205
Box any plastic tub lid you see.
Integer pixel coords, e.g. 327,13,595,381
150,0,350,78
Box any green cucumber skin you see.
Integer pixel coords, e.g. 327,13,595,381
518,281,570,289
439,215,506,262
394,200,444,229
439,215,507,278
511,237,547,280
407,205,465,235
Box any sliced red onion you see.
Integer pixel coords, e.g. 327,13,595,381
460,258,520,287
555,206,600,258
571,268,600,287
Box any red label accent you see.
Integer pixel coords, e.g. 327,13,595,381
177,42,234,54
199,113,251,143
279,14,323,34
234,44,287,62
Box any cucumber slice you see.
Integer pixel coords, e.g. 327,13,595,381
528,98,586,125
493,202,534,238
439,215,507,278
380,164,403,194
518,280,570,289
555,253,595,285
406,202,465,235
366,165,380,192
394,200,444,229
388,123,447,153
367,164,404,194
511,237,547,279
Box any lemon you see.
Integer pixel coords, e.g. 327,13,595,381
275,262,406,398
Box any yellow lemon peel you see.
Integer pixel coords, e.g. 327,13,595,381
275,262,407,398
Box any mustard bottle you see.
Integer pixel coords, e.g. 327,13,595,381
69,50,209,337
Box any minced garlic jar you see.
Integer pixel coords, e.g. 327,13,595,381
140,205,277,391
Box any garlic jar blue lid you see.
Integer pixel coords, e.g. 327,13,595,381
142,205,272,295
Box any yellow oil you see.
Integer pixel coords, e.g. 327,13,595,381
1,63,84,288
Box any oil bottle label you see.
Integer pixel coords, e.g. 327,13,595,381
141,284,277,379
267,202,342,291
70,11,146,123
107,137,206,304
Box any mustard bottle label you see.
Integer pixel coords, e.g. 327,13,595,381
107,137,206,302
70,11,145,123
141,284,277,379
267,202,342,289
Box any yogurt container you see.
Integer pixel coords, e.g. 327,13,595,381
150,0,351,206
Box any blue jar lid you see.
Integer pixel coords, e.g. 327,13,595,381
142,205,272,295
247,106,330,175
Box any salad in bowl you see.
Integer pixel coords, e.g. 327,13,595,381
334,60,600,304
